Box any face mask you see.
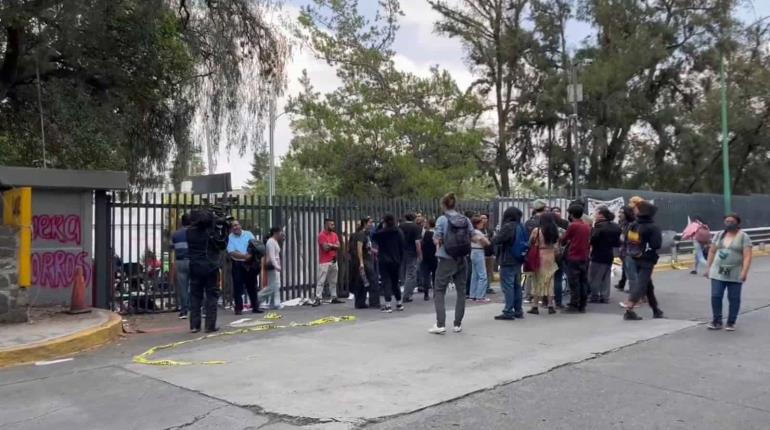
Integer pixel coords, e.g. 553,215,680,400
724,222,739,233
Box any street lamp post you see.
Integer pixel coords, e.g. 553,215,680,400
720,54,731,214
567,60,583,198
267,94,289,226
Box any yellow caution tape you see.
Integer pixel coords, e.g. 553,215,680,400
132,315,356,366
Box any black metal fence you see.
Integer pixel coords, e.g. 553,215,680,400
107,192,496,314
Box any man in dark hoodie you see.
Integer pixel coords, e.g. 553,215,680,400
493,206,524,320
588,207,622,303
621,200,665,320
373,214,406,313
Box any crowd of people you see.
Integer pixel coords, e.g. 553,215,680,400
167,193,754,334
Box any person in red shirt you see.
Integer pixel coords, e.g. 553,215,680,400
560,204,592,313
313,218,344,306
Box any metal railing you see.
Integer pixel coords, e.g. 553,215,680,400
671,227,770,264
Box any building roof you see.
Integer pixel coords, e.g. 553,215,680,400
0,166,129,191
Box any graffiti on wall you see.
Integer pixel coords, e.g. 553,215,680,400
32,251,92,289
31,214,91,288
33,215,82,245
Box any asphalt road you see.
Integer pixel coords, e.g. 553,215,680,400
1,258,769,430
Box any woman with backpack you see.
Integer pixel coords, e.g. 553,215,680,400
706,214,753,331
526,213,560,315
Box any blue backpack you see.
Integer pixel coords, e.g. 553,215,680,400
511,223,529,263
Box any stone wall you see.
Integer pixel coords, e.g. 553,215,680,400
0,225,27,323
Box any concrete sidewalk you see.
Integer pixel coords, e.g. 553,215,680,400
0,308,123,367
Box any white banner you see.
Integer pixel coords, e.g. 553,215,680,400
587,197,625,216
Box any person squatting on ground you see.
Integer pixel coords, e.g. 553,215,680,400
588,207,622,304
469,215,492,302
400,212,423,302
373,214,406,313
350,217,380,309
420,218,438,301
258,226,284,310
561,205,592,313
429,193,474,334
707,214,753,331
314,218,344,306
227,220,261,315
527,213,560,315
187,209,228,333
620,200,665,320
171,213,191,319
493,206,524,321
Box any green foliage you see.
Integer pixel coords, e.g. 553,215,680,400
247,156,337,198
288,0,485,200
0,0,285,186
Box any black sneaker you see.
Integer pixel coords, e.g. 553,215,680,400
548,307,556,315
614,284,625,291
204,327,220,333
707,321,723,330
527,307,539,315
330,298,346,304
252,308,264,314
494,314,515,320
396,304,405,311
513,312,525,319
424,294,430,301
312,299,322,307
689,270,697,275
403,298,413,303
652,309,665,319
624,310,643,321
190,327,201,333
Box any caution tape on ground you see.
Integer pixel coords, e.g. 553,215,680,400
132,315,356,367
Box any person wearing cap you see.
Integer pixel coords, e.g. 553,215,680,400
313,218,344,306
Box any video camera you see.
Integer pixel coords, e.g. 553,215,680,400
190,203,234,239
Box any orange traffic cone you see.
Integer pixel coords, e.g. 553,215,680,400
67,266,91,314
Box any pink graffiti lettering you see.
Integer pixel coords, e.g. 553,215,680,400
32,251,92,289
32,215,82,245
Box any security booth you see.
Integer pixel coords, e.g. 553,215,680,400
0,167,128,310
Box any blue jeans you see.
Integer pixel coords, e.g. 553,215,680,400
623,256,638,291
470,249,488,299
694,242,708,274
553,262,564,306
500,265,522,317
711,279,742,325
259,270,282,308
175,259,190,314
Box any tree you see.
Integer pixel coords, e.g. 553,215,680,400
0,0,287,185
288,0,484,199
245,147,270,189
429,0,549,196
247,155,336,198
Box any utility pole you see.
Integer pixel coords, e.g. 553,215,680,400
720,54,731,214
268,89,276,226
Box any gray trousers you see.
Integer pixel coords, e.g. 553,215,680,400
589,262,612,301
175,259,190,314
434,257,468,328
402,253,419,299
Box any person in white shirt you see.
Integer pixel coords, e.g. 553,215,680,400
258,226,285,310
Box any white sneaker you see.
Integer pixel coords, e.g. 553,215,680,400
453,325,462,333
428,325,446,335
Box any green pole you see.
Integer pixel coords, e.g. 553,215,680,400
720,53,732,214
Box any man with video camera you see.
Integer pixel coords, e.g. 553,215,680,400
187,207,229,333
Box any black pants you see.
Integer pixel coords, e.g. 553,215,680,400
465,256,472,296
190,268,219,331
379,261,402,303
567,260,589,310
232,261,258,312
631,263,660,312
420,261,437,295
353,260,379,308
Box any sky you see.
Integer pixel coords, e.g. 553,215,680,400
212,0,770,189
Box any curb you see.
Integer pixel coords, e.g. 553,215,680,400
0,311,123,368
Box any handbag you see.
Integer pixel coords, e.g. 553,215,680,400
524,231,541,273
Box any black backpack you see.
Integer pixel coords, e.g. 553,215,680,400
443,213,472,258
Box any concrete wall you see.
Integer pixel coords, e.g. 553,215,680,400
29,190,93,306
0,226,27,323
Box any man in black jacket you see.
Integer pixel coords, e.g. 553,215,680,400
589,207,622,303
493,206,524,320
187,209,228,333
621,201,665,320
